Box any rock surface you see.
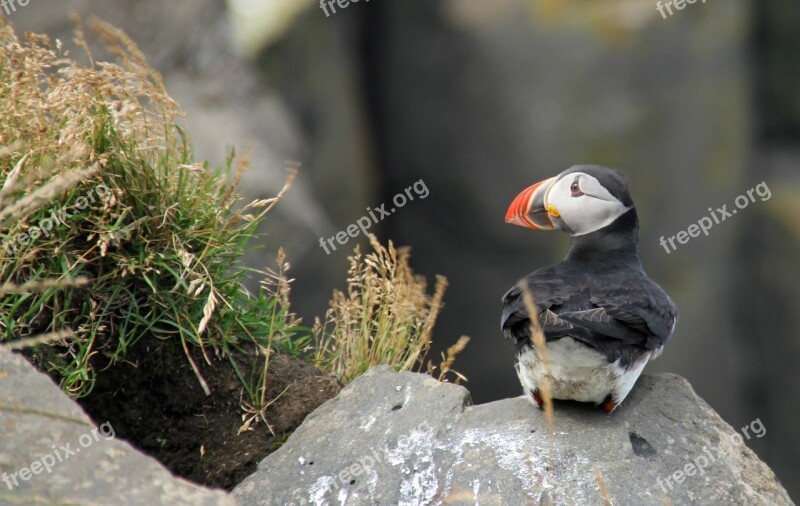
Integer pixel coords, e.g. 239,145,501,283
0,346,234,506
234,366,792,506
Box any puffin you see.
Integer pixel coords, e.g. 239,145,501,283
501,165,677,413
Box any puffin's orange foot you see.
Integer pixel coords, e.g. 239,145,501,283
601,395,617,414
531,389,544,409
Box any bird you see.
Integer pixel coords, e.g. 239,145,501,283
501,165,677,413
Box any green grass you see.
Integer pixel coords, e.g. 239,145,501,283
0,18,304,422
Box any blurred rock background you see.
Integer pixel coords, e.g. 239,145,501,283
6,0,799,499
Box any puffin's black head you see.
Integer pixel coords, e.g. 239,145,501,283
505,165,635,237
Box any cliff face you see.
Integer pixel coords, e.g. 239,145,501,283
234,366,792,506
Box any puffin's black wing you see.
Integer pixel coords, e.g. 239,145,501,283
500,264,578,346
501,264,677,361
559,278,677,350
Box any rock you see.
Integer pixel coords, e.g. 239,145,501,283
233,366,792,505
0,347,234,506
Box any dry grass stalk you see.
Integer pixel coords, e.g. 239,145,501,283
2,330,74,351
429,335,470,384
244,247,302,434
0,277,90,296
518,284,555,476
593,463,613,506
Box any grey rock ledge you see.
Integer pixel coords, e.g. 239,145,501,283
234,365,792,506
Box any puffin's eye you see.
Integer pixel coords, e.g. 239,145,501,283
570,177,584,197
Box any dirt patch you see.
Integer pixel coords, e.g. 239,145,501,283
31,340,341,490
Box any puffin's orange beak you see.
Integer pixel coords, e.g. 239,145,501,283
505,177,557,230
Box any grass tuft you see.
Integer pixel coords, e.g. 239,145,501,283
0,18,301,421
312,234,465,383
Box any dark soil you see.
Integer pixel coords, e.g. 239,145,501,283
28,340,340,490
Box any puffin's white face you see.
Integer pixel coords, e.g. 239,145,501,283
545,172,631,236
505,170,632,236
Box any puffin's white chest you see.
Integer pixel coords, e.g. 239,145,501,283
515,337,651,406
